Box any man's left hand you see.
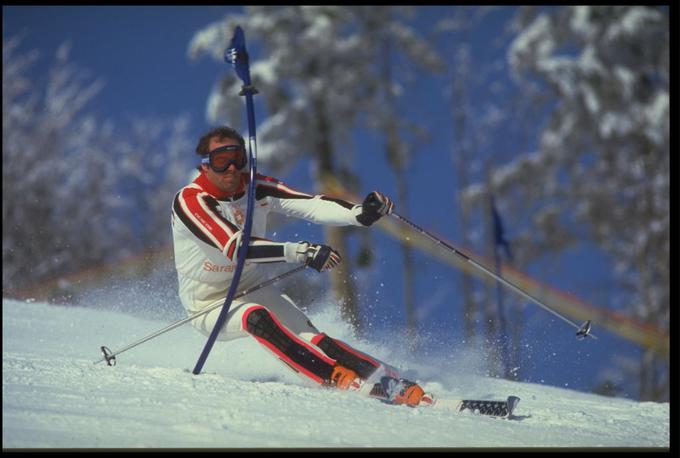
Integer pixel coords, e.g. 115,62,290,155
294,242,342,272
356,191,394,226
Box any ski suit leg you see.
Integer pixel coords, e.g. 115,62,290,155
188,283,320,342
189,284,338,385
240,304,338,385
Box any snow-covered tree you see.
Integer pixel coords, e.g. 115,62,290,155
114,115,194,254
434,7,534,379
3,36,117,293
3,36,195,299
358,6,444,344
462,6,669,400
188,6,442,333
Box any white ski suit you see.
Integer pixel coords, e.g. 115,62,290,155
171,171,397,386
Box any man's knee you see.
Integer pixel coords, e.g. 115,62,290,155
242,305,278,339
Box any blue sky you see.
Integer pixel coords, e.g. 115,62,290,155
4,5,643,398
4,6,231,125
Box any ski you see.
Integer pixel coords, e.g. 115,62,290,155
362,376,520,418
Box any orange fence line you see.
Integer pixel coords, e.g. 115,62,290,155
4,244,174,301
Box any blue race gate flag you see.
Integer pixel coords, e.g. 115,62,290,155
491,195,512,262
192,26,259,375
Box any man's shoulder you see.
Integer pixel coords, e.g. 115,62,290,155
254,174,314,200
177,181,203,192
175,181,205,201
255,173,281,186
180,172,212,194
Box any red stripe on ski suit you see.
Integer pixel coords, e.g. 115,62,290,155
242,305,336,384
226,236,238,259
177,186,239,250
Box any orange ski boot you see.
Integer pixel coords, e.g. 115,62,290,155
392,380,426,406
329,364,362,391
369,377,427,406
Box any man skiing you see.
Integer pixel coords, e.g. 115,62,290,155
171,126,427,407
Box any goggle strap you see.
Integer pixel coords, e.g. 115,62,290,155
207,144,244,155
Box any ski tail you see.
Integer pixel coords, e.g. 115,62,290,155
431,395,520,418
458,396,520,417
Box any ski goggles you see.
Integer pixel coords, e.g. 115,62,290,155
201,145,247,172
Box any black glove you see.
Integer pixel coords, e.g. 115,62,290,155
356,191,394,226
297,242,342,272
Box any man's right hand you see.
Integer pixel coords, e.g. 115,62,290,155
296,242,342,272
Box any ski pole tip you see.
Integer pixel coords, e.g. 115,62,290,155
576,320,595,340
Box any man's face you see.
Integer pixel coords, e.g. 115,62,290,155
201,137,245,195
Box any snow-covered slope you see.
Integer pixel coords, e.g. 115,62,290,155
3,298,669,448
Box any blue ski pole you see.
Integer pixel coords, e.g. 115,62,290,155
192,26,259,375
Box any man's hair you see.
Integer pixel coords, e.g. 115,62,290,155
195,126,246,157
